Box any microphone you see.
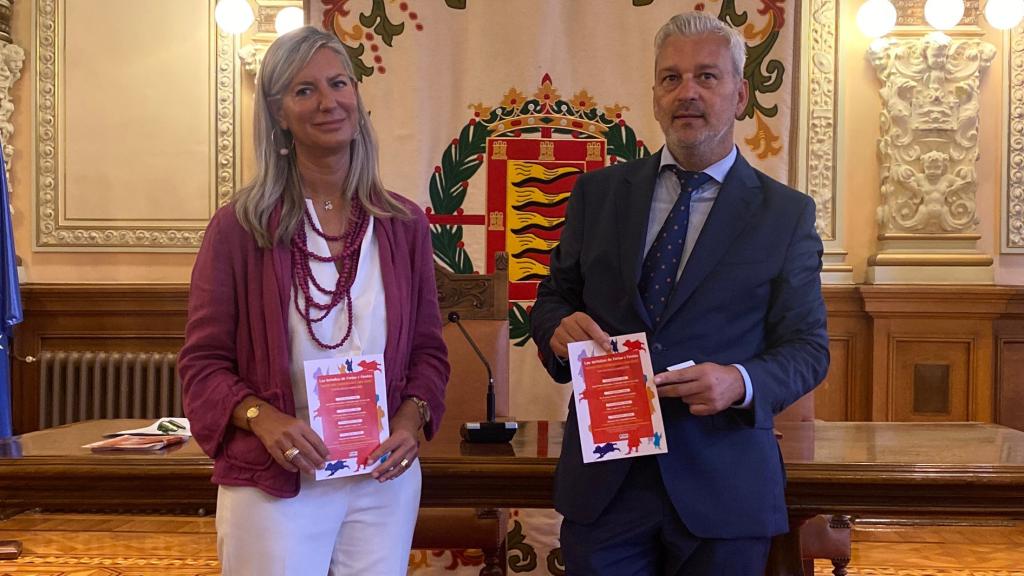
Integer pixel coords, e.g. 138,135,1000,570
447,311,518,443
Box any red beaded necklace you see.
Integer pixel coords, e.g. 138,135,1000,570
291,198,370,350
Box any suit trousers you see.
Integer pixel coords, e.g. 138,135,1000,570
216,460,421,576
560,456,770,576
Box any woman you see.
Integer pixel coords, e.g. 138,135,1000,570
178,26,448,576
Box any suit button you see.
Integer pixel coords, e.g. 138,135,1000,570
652,343,663,352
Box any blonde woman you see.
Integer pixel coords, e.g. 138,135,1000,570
179,26,448,576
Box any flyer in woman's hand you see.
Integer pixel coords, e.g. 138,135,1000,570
567,333,667,464
303,354,389,480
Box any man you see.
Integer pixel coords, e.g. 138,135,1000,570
530,11,829,575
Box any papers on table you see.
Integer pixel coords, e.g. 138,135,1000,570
90,418,191,451
303,354,389,480
567,332,668,464
104,418,191,438
84,434,187,452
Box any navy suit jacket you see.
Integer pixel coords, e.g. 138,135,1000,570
530,150,829,539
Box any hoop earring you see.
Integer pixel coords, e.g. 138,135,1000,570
272,128,293,156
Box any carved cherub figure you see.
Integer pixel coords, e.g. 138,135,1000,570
899,150,974,232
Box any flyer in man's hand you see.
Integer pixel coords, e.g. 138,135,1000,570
567,332,668,464
304,354,389,480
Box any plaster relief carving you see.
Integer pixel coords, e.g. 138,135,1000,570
1005,23,1024,251
807,0,837,242
238,43,265,77
870,35,994,235
0,41,22,179
35,0,237,250
0,0,23,228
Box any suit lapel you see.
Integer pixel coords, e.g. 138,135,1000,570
660,153,763,324
616,153,661,329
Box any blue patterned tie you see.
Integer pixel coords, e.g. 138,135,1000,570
638,167,712,324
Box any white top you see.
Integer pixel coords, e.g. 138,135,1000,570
288,202,387,420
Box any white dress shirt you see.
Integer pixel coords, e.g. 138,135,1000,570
644,146,754,409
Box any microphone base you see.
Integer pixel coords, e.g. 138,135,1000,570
460,421,518,443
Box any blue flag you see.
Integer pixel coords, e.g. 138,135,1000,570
0,145,21,438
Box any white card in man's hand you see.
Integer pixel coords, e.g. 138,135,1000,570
667,361,695,371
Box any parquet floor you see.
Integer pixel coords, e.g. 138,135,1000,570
0,513,219,575
815,519,1024,576
0,513,1021,575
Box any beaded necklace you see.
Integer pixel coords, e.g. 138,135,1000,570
291,198,370,350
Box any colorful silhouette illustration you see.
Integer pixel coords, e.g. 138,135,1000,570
626,431,641,454
622,339,646,354
575,349,590,379
324,460,350,477
358,359,381,373
593,442,621,459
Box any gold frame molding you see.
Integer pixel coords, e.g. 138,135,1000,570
34,0,238,251
1005,23,1024,252
801,0,839,243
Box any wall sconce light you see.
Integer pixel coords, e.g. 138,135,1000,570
215,0,305,77
857,0,899,38
215,0,304,36
924,0,966,29
985,0,1024,28
274,6,304,35
858,0,1024,37
214,0,255,35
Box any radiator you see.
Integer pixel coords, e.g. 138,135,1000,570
37,351,182,429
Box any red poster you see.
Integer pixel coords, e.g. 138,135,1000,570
316,370,382,469
580,351,654,444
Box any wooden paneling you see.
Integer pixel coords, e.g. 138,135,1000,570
996,339,1024,431
891,340,970,421
822,286,872,421
818,337,851,421
862,286,1015,424
995,292,1024,432
12,285,189,435
11,283,1024,432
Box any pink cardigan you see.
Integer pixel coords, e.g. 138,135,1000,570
179,196,449,498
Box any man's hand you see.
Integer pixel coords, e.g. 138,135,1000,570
654,363,745,416
549,312,612,358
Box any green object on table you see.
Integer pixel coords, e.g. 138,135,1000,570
157,419,185,434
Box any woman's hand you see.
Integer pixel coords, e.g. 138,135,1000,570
249,405,330,475
368,400,422,482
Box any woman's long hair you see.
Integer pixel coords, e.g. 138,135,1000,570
235,26,408,248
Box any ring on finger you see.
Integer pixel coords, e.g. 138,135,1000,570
283,446,300,462
399,458,410,468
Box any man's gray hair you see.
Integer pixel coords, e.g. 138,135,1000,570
655,12,747,79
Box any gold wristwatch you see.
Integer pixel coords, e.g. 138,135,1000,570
245,403,262,429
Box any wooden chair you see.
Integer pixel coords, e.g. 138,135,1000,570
411,253,510,576
769,393,852,576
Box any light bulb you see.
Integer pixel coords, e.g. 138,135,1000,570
214,0,255,35
924,0,965,30
985,0,1024,29
275,7,304,35
857,0,898,38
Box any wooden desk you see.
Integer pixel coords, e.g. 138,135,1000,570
2,420,1024,520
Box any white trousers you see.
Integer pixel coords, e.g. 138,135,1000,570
217,460,421,576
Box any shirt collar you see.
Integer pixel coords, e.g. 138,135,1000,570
658,145,737,184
